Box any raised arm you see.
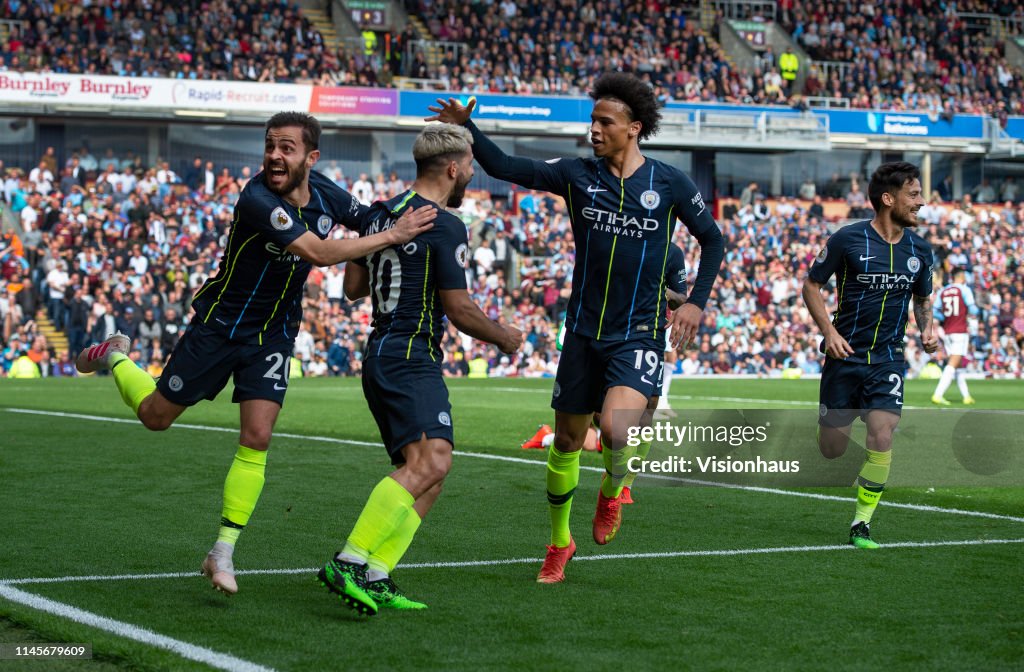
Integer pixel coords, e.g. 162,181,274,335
426,98,566,191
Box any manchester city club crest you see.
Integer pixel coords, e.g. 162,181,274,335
317,215,332,235
640,190,661,209
907,256,921,273
270,206,293,231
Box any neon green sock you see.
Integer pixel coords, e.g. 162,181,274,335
367,508,423,575
621,439,652,489
546,447,580,547
343,477,415,563
600,434,637,498
110,354,155,415
853,449,891,525
218,446,267,544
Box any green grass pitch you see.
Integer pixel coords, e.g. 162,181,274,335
0,376,1021,671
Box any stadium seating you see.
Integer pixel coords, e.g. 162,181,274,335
2,154,1021,379
2,1,1023,378
3,0,1022,115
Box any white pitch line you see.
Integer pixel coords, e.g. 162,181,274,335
0,584,276,672
5,538,1023,586
455,386,819,406
7,408,1024,524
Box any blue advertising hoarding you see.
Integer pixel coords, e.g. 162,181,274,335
399,90,588,123
825,109,985,138
663,102,987,139
400,90,1019,142
1004,117,1024,141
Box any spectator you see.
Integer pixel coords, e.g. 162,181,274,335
936,174,955,202
351,172,374,205
29,161,54,196
799,177,817,200
972,178,997,204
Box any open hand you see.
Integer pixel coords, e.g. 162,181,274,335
425,96,477,125
391,205,436,244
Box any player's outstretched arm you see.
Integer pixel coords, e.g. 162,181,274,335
343,262,370,301
439,288,524,354
914,294,939,354
286,205,436,266
802,277,854,359
426,97,557,190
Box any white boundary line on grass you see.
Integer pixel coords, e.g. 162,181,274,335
5,537,1024,586
456,387,1024,413
0,584,275,672
4,406,1020,672
7,408,1024,524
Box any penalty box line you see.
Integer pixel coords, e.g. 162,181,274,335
4,537,1024,586
7,408,1024,526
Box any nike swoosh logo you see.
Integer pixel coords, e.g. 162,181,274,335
274,383,287,391
859,255,876,261
586,185,606,193
214,318,228,325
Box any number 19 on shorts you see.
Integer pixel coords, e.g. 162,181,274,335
634,348,661,386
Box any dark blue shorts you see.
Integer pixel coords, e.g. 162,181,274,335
818,358,906,427
362,355,454,464
552,331,663,415
157,320,294,407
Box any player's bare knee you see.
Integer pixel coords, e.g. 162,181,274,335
552,431,584,454
406,441,451,486
425,446,452,483
817,432,849,459
599,423,632,453
139,412,173,432
865,430,894,453
239,429,272,452
819,442,847,459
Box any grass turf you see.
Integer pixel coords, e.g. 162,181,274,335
0,376,1021,671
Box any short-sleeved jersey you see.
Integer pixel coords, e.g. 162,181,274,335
514,156,717,342
664,243,687,297
191,171,365,345
937,282,975,334
808,220,933,364
357,190,469,362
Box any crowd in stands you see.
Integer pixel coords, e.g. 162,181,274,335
780,0,1024,120
2,151,1023,380
5,0,1024,119
3,0,332,84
